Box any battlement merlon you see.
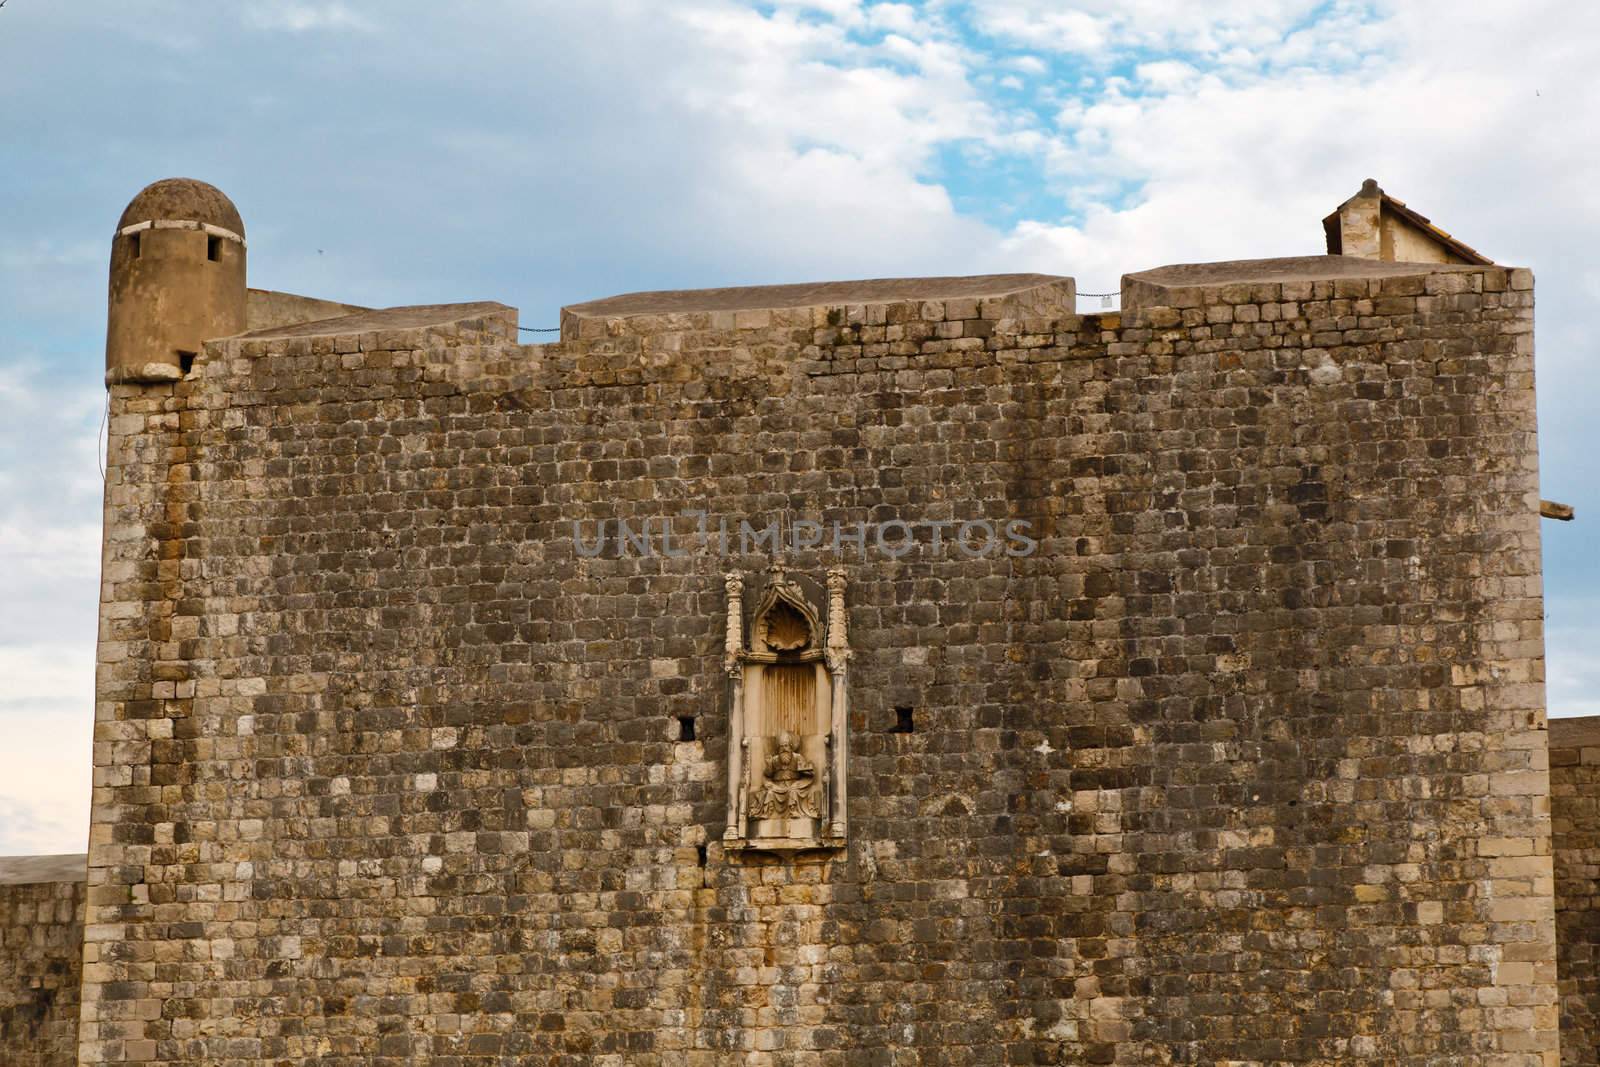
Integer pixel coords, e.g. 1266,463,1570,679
1120,253,1524,308
559,272,1076,342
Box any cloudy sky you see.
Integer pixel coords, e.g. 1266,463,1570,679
2,0,1595,855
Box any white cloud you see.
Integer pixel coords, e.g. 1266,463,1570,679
0,797,85,858
865,3,921,36
1134,60,1200,93
0,366,102,856
1548,615,1600,719
0,365,105,535
970,0,1345,66
0,642,95,855
243,3,374,33
982,1,1600,303
668,3,998,175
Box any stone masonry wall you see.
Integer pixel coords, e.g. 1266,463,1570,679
1550,715,1600,1064
1,875,85,1066
81,263,1553,1064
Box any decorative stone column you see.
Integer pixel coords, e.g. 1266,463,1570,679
723,572,744,842
825,566,850,840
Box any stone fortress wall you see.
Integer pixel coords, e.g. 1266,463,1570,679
1550,716,1600,1064
72,228,1565,1065
0,856,86,1066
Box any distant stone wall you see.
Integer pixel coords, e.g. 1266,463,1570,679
1551,716,1600,1064
0,858,85,1067
83,260,1553,1064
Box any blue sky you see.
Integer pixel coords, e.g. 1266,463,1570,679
2,0,1596,854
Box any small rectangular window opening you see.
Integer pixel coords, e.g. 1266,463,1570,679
891,706,915,734
129,233,141,259
178,351,197,376
207,235,222,261
676,715,696,742
695,843,708,867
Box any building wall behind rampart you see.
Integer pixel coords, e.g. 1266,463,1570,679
1551,716,1600,1064
1,873,85,1067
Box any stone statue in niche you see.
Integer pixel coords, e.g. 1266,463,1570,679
723,563,849,852
749,731,819,819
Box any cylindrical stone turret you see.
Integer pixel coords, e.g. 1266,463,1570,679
105,178,247,384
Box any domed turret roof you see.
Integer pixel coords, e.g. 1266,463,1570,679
116,178,244,237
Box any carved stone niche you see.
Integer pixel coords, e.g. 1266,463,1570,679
723,564,849,852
